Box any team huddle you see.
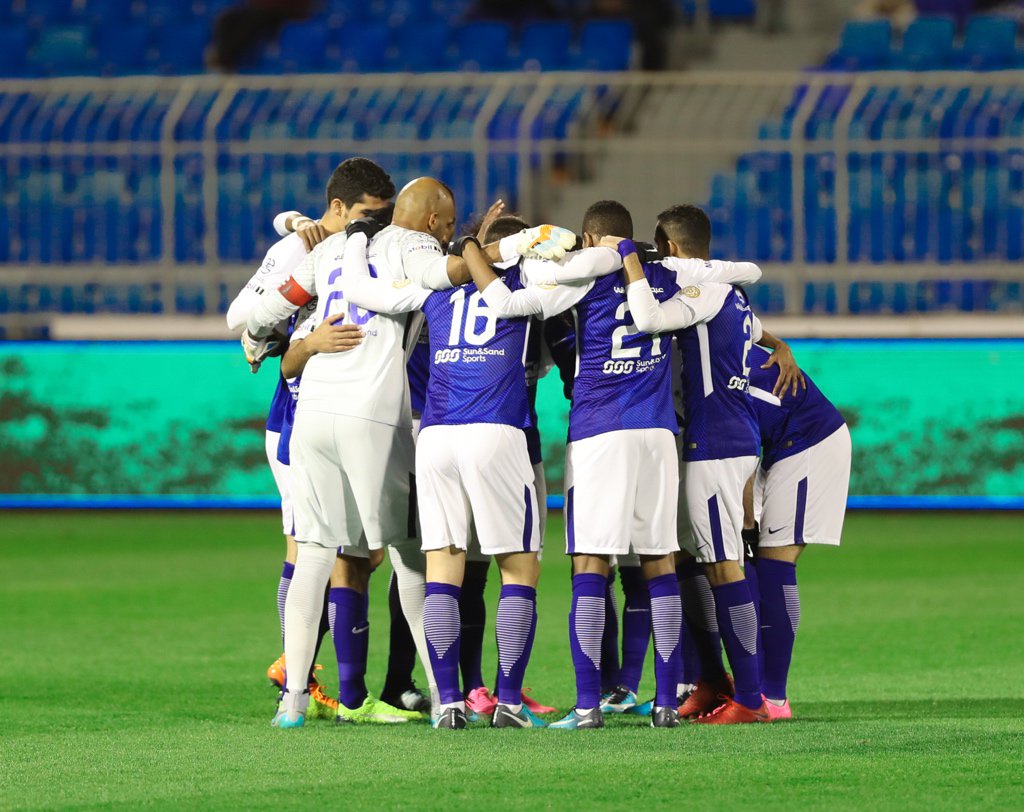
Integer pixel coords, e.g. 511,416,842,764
228,157,852,730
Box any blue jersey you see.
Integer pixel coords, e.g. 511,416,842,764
265,373,290,433
676,286,760,462
747,345,846,470
408,320,431,415
276,377,300,465
567,264,680,443
420,266,533,431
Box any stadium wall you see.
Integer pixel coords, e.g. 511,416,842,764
1,338,1021,510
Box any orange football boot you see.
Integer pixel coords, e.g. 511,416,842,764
678,675,734,719
692,697,771,725
267,653,286,688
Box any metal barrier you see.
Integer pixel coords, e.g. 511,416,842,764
1,70,1023,325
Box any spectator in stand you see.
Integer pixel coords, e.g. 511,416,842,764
590,0,675,71
211,0,315,72
470,0,565,23
854,0,917,31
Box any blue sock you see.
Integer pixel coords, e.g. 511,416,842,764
678,559,726,683
277,562,294,647
327,587,368,709
600,572,620,692
744,556,765,681
711,579,762,710
755,558,800,701
569,573,607,710
424,582,463,706
494,584,537,705
647,573,682,709
618,566,651,694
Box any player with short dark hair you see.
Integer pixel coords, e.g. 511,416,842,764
620,203,802,724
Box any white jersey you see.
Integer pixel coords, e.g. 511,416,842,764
252,224,447,427
226,232,307,332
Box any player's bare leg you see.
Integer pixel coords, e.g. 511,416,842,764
638,554,682,727
490,552,545,728
424,547,469,729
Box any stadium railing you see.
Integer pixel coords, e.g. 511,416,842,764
1,70,1022,333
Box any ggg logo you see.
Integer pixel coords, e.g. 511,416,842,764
434,348,462,364
727,375,749,391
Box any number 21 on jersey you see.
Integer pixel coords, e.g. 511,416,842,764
604,301,665,375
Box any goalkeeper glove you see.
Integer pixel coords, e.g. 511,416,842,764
241,329,285,374
516,225,579,261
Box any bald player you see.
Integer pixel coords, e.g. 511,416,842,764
245,178,517,727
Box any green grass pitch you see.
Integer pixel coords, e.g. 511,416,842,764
1,511,1022,810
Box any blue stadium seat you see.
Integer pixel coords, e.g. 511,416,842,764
336,22,393,72
517,21,572,71
958,15,1018,70
913,0,973,29
453,21,512,71
277,21,331,73
140,0,192,25
82,0,134,23
96,24,151,75
709,0,756,19
14,0,76,26
827,20,892,70
896,16,955,70
0,26,31,76
152,23,210,74
574,20,633,71
393,19,451,71
28,26,96,76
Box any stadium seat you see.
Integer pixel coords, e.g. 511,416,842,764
14,0,76,26
28,26,96,76
82,0,135,23
152,23,210,74
276,21,331,73
913,0,973,29
393,19,451,71
0,26,31,77
452,21,512,71
709,0,756,19
336,22,393,72
574,20,634,71
96,24,151,75
517,21,572,71
139,0,192,25
958,15,1018,70
896,16,955,70
826,20,892,70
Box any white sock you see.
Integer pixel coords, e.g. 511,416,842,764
388,540,440,711
283,543,335,693
440,700,466,713
502,702,523,714
767,697,787,706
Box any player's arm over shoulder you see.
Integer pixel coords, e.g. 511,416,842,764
226,234,307,331
346,232,431,314
626,278,729,333
658,257,762,287
246,238,323,337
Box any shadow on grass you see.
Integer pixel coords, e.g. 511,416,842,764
793,697,1024,722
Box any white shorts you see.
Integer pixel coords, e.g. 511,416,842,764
565,428,679,558
685,456,759,563
290,410,415,555
417,423,540,557
755,424,851,548
265,430,294,537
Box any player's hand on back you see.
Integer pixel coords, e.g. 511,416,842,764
762,340,807,398
345,216,387,241
307,313,364,354
517,225,579,261
295,219,331,253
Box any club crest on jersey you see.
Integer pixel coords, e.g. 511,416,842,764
682,286,701,298
393,279,412,288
